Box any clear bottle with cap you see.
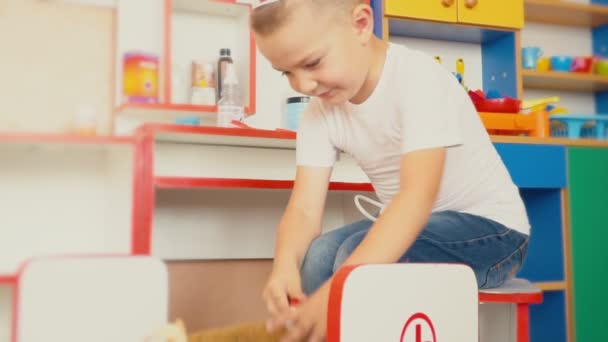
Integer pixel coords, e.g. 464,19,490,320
217,63,244,127
217,48,233,100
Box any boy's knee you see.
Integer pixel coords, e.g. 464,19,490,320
332,231,366,272
300,236,339,294
301,237,332,274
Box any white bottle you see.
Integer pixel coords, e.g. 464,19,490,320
216,63,244,127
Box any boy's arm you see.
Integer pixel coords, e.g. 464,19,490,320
273,165,332,271
340,147,445,266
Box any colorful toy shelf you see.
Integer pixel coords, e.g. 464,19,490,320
522,69,608,92
376,0,522,98
550,114,608,139
525,0,608,28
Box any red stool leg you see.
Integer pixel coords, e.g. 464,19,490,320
517,303,530,342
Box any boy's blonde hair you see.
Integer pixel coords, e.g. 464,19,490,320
250,0,365,36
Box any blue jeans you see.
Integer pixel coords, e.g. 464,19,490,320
300,210,529,294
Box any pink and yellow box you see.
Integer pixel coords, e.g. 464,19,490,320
122,52,159,104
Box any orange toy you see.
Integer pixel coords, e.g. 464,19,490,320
479,110,550,137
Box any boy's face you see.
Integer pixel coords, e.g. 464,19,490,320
254,3,373,106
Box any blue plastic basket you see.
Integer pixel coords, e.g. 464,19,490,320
550,114,608,139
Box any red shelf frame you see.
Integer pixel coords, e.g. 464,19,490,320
478,291,543,304
0,275,16,284
116,102,217,115
155,177,375,192
137,122,297,140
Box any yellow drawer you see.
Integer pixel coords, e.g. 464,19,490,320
457,0,524,29
385,0,457,23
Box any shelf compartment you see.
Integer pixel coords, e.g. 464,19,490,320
155,177,374,192
525,0,608,28
522,69,608,92
168,0,255,111
114,0,256,134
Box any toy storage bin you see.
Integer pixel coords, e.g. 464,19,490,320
550,115,608,140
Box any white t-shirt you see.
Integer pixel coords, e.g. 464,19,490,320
296,43,530,235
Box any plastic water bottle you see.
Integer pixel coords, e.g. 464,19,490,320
217,63,244,127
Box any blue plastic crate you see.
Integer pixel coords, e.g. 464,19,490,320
550,114,608,140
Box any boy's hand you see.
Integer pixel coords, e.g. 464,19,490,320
262,265,307,319
268,281,330,342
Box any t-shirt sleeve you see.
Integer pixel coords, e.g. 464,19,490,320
399,51,464,154
296,99,339,167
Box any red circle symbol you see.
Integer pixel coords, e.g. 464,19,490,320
400,312,437,342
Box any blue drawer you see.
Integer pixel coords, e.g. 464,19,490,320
530,291,567,342
494,143,566,189
517,189,564,282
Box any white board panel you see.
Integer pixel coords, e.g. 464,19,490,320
339,264,478,342
17,256,168,342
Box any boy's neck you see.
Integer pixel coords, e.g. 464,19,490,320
349,37,388,105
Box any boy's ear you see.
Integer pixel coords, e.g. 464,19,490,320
351,3,374,43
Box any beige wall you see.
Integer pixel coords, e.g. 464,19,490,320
0,0,113,134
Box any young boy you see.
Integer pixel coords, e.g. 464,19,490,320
251,0,530,340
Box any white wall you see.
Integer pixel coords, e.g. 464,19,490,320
0,143,133,274
0,0,113,134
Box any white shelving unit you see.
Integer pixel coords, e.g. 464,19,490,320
113,0,257,134
0,135,136,342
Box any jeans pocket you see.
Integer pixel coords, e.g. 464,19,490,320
482,238,529,289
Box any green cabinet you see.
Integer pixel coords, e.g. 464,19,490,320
568,147,608,341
